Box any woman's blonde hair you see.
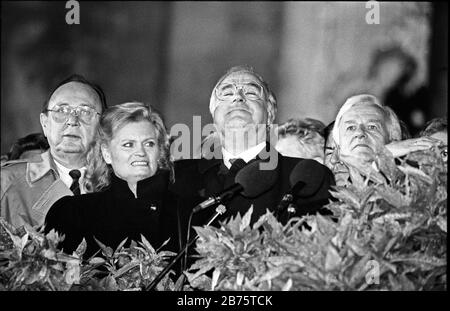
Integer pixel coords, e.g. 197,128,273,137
84,102,173,193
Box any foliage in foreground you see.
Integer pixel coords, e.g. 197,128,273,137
0,147,446,291
0,219,178,291
185,148,447,290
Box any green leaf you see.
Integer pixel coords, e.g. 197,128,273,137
88,257,106,265
184,271,212,291
347,253,371,288
211,268,220,291
74,238,87,258
155,238,171,253
281,278,293,291
114,237,128,254
324,244,342,272
99,275,118,291
436,216,446,233
64,261,81,285
93,236,113,258
258,266,285,283
114,260,140,278
139,234,156,256
240,205,253,232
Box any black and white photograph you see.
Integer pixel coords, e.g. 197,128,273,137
0,1,447,297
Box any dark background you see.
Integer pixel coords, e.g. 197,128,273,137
1,1,447,156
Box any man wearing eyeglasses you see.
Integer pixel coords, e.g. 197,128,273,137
172,65,335,228
1,74,107,228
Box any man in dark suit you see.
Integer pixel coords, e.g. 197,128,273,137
171,65,335,228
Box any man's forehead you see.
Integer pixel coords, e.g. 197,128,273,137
220,71,262,85
341,103,385,122
49,81,100,107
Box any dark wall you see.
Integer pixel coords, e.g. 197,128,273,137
1,1,171,154
429,2,448,118
1,2,447,155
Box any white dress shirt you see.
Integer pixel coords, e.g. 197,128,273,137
221,142,266,169
53,160,87,194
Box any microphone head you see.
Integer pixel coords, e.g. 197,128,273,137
235,160,277,198
289,159,325,197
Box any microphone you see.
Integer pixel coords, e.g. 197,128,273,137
193,160,277,213
277,159,326,216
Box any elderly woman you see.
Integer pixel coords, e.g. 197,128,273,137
275,118,326,163
329,94,440,186
45,102,179,258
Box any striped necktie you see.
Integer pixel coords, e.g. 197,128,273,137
69,169,81,196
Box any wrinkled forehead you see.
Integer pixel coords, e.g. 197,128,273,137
49,81,101,110
218,70,263,87
340,102,386,124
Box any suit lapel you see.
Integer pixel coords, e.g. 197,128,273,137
30,178,73,226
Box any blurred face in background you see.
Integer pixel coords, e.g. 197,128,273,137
276,132,324,163
101,120,160,185
338,103,389,162
324,134,337,169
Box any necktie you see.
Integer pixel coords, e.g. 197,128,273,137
229,158,246,174
224,158,247,188
69,169,81,196
222,158,248,217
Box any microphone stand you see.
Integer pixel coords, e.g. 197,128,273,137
275,193,293,220
286,202,298,217
145,204,227,291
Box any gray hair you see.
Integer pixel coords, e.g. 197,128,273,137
277,118,326,140
420,117,447,137
331,94,402,146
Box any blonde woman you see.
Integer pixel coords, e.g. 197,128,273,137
45,102,179,258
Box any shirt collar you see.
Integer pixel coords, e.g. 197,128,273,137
221,141,267,169
27,150,57,183
53,158,87,193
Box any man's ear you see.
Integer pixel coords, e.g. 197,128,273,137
100,144,112,164
266,94,277,125
40,113,49,137
266,105,275,125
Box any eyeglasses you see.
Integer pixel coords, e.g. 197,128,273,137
215,82,265,101
45,106,100,124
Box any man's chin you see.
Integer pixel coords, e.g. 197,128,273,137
352,145,374,152
225,119,260,130
55,143,84,154
341,149,375,164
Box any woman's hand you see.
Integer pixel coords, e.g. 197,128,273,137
385,137,443,158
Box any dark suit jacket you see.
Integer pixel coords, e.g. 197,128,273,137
171,147,335,233
45,169,180,259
